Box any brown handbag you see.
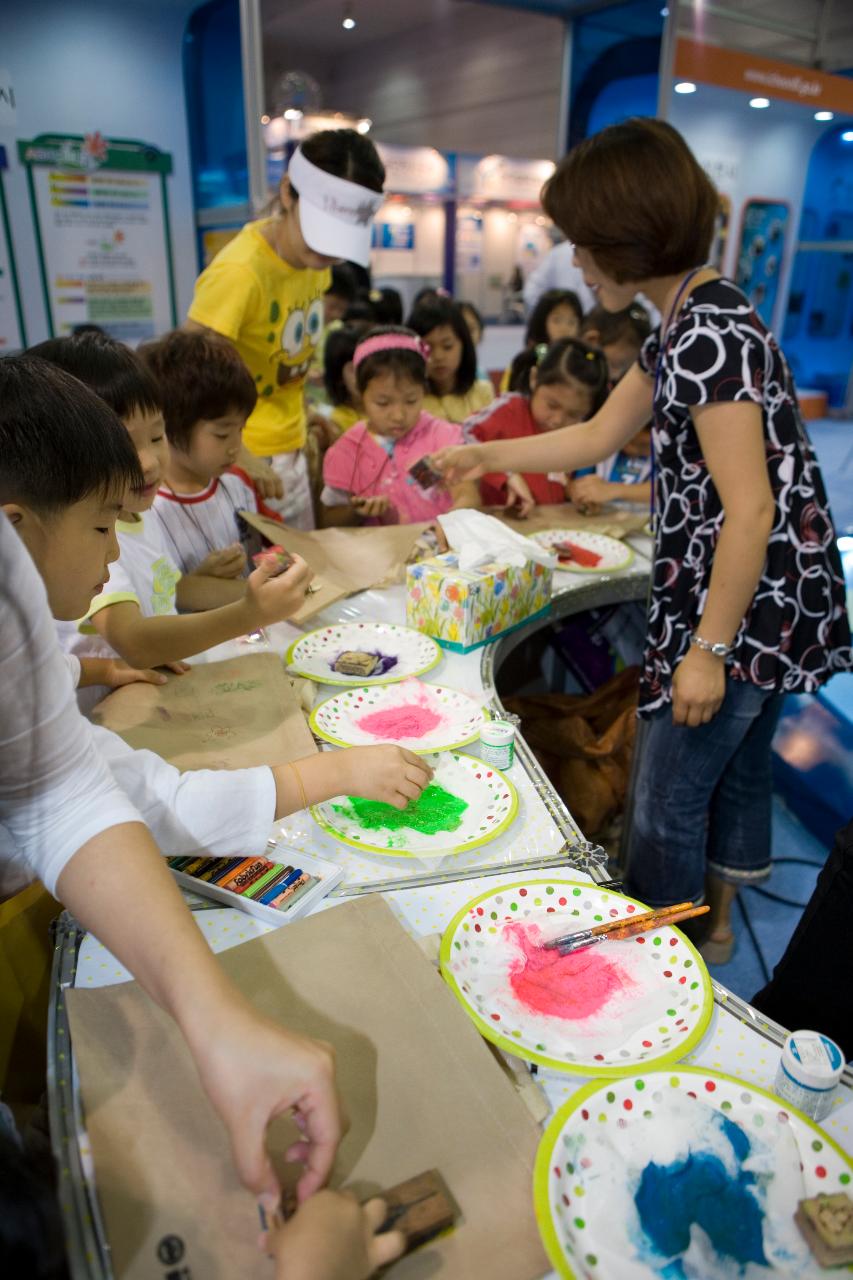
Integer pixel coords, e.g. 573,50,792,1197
504,665,639,837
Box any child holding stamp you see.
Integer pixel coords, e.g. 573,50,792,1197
320,327,480,527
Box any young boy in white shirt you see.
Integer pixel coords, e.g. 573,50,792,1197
30,332,310,674
141,328,279,584
0,355,432,891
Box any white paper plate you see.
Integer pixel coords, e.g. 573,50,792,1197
533,529,635,574
310,678,486,753
312,751,518,857
440,880,713,1076
535,1067,853,1279
286,622,441,686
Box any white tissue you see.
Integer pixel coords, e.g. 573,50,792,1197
437,510,557,572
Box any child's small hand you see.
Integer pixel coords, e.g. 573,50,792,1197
164,660,192,675
245,553,314,625
352,495,391,520
569,474,609,514
194,543,247,579
504,473,536,519
102,659,168,689
335,745,433,809
268,1191,405,1280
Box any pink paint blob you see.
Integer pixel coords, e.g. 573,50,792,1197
504,922,631,1020
356,703,443,740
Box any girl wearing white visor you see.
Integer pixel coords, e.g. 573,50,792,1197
187,131,384,528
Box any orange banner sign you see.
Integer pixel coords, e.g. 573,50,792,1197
675,37,853,115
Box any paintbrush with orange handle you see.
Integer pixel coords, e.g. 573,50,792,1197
544,902,710,956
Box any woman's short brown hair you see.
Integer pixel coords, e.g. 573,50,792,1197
542,119,719,284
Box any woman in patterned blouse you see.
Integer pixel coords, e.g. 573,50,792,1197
434,118,852,962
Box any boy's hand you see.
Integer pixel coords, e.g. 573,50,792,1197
268,1191,405,1280
194,543,247,579
504,473,536,519
244,553,314,625
431,443,490,485
569,474,611,513
99,658,168,689
352,495,391,520
334,746,433,809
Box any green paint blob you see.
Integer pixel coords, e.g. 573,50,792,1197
333,784,469,836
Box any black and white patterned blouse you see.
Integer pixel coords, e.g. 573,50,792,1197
637,277,852,715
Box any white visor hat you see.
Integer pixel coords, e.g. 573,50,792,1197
287,146,384,268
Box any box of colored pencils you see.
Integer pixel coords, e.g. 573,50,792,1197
167,844,344,925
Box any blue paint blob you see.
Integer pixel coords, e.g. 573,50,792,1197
634,1116,768,1271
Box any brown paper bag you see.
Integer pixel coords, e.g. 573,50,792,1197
494,502,649,540
91,652,316,769
66,897,548,1280
241,510,429,594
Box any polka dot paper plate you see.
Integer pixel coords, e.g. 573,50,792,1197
533,529,635,574
285,622,441,686
439,880,713,1076
310,678,486,753
311,751,518,857
534,1067,853,1280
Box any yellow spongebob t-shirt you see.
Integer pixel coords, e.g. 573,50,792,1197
188,220,331,456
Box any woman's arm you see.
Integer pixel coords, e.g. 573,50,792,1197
671,400,775,727
449,479,481,510
436,364,655,482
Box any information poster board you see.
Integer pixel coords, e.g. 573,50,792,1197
18,133,177,341
0,145,25,352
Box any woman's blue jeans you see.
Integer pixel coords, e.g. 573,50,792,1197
624,679,784,908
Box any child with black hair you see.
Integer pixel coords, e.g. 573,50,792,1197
31,332,314,680
140,329,282,582
467,338,608,515
581,302,652,384
502,288,584,392
407,297,493,423
321,326,480,526
322,324,363,433
370,286,403,326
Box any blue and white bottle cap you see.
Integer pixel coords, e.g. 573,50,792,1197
782,1030,845,1091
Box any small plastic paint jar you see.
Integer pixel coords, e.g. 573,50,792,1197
480,720,516,770
773,1030,845,1122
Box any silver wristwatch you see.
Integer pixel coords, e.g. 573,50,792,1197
690,633,732,659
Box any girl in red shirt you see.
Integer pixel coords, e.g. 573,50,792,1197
467,337,608,514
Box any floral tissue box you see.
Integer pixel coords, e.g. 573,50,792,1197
406,552,553,653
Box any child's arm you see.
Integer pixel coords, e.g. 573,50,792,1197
270,1191,405,1280
437,363,654,482
78,656,169,690
449,479,481,511
569,474,652,511
175,572,246,611
193,543,247,579
319,493,392,528
273,745,432,817
90,556,313,670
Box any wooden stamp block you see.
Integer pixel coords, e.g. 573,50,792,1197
379,1168,458,1252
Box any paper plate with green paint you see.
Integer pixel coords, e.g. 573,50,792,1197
534,1067,853,1280
286,622,441,686
440,880,713,1077
311,751,518,857
310,677,486,753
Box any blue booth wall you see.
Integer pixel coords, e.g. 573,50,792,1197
0,0,200,343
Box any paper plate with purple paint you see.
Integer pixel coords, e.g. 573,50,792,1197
533,529,634,574
285,622,441,686
311,750,518,857
534,1067,853,1280
310,678,486,753
439,880,713,1076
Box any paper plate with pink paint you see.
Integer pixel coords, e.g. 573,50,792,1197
533,530,634,574
286,622,441,686
311,751,518,857
310,678,487,753
439,879,713,1077
534,1067,853,1280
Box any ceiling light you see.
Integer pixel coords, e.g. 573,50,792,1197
674,81,696,94
814,110,834,121
342,3,356,29
843,130,853,142
356,117,372,134
283,108,303,121
261,114,270,125
749,97,770,109
660,6,669,14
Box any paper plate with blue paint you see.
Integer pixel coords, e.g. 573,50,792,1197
534,1066,853,1279
286,622,441,686
311,751,518,857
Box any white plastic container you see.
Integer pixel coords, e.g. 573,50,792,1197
774,1030,845,1121
480,719,516,770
